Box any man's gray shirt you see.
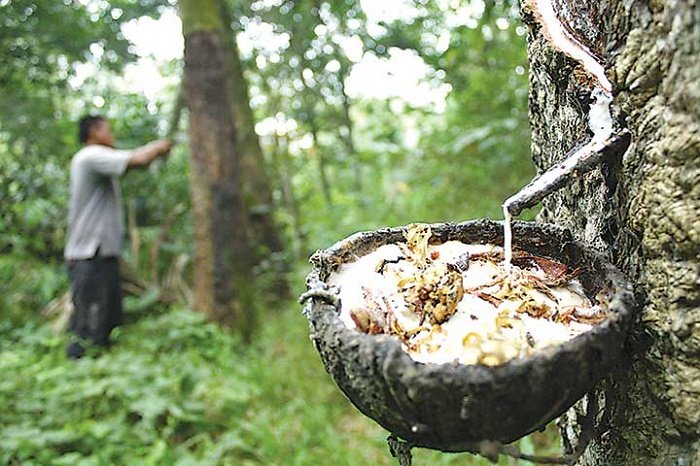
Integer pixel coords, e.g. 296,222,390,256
64,145,132,260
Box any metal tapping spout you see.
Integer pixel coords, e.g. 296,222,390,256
503,128,631,217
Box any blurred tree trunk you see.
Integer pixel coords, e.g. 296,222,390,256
338,64,362,196
274,132,305,259
297,67,333,207
179,0,256,339
523,0,699,463
309,120,333,207
220,3,287,263
301,7,334,206
225,9,289,297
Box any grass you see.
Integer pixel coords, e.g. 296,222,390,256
0,278,562,465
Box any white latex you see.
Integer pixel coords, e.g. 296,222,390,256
329,241,599,366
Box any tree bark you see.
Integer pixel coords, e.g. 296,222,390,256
179,0,257,338
338,64,362,195
522,0,699,463
219,2,286,261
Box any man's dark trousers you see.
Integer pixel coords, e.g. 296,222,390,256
66,255,123,357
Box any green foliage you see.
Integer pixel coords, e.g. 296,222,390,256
1,0,539,307
0,0,171,163
0,302,561,465
0,308,252,465
0,1,558,463
410,0,535,221
228,0,537,256
0,255,67,325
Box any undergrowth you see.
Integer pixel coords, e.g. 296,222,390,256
0,299,560,465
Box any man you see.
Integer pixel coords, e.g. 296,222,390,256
64,115,172,358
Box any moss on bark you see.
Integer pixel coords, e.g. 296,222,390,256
178,0,224,35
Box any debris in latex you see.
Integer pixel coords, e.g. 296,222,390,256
330,224,608,366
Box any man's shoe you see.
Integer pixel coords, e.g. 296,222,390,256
66,341,86,359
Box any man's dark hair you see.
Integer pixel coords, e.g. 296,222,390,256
78,115,105,144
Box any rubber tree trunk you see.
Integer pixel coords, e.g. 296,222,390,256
222,4,286,261
179,0,256,339
522,0,699,463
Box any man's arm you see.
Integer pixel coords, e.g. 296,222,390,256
127,139,173,168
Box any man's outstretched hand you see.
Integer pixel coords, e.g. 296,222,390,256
128,139,174,168
156,139,174,157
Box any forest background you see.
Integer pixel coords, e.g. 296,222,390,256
0,0,551,464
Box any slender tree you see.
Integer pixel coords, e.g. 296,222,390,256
220,2,286,261
179,0,256,338
337,61,362,196
522,0,699,463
